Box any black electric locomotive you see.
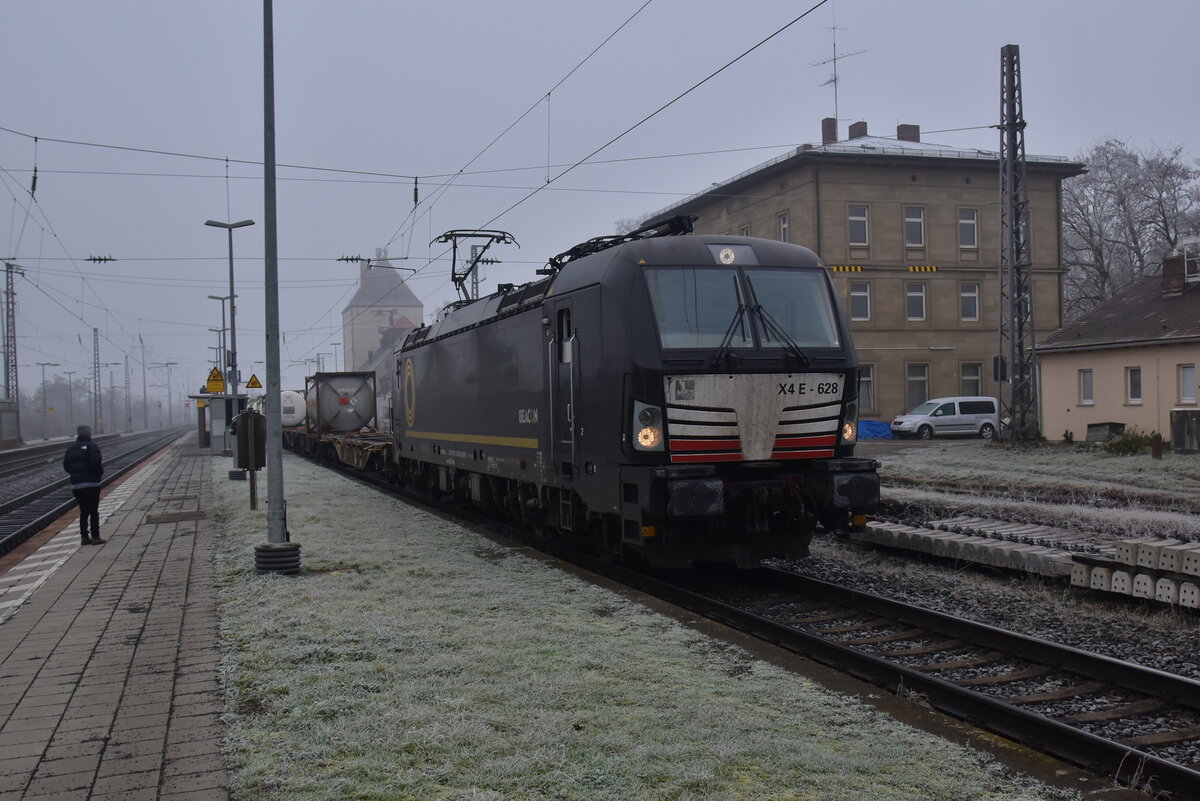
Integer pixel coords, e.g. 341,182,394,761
393,217,878,568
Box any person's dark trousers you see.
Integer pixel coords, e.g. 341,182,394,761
72,487,102,544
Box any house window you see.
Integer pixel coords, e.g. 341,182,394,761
906,363,929,410
740,224,751,237
960,363,982,396
1079,369,1094,405
904,206,925,247
848,205,869,247
960,282,980,321
959,209,978,249
778,212,790,243
1126,367,1142,404
858,365,875,412
906,281,926,321
849,281,871,321
1181,364,1196,404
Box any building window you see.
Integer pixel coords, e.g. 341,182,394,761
960,282,980,321
1181,364,1196,404
1079,369,1094,405
848,205,869,247
1126,367,1142,404
740,224,751,237
849,281,871,321
906,363,929,410
778,212,790,243
904,206,925,247
959,208,978,249
960,363,982,396
905,281,926,321
858,364,875,412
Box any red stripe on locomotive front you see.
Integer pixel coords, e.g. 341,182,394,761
668,438,742,452
772,435,838,449
771,449,836,459
669,452,743,463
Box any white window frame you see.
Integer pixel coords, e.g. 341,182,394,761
960,282,980,321
905,281,926,321
858,364,875,412
1079,369,1094,405
959,208,978,249
960,362,982,396
904,206,925,247
1180,364,1196,404
849,281,871,321
906,363,929,410
740,224,751,237
1126,366,1142,404
777,212,790,243
848,205,869,247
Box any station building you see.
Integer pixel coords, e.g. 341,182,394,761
645,118,1084,424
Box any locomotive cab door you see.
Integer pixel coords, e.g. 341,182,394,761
551,301,577,480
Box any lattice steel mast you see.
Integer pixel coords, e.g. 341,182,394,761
998,44,1039,441
3,262,20,403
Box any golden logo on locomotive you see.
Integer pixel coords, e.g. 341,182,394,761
402,358,417,428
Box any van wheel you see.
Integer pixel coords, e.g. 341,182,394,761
918,425,934,440
980,423,996,440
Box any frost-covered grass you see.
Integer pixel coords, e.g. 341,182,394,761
211,454,1078,801
872,440,1200,539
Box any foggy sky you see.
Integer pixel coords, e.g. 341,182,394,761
2,0,1196,406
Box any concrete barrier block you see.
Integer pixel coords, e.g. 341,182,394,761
1072,563,1092,587
1115,538,1155,565
1132,573,1156,598
1183,547,1200,577
1136,539,1183,569
1180,582,1200,609
1155,578,1180,605
1159,543,1199,573
1110,571,1133,595
1089,567,1113,592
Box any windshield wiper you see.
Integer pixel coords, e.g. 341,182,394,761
710,304,749,368
753,304,810,367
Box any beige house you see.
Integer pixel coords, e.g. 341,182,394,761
1038,251,1200,442
646,118,1084,423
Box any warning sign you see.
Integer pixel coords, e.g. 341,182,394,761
206,367,226,394
246,373,262,389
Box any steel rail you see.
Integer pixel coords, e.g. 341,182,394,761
0,431,185,557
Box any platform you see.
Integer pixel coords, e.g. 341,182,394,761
0,437,226,801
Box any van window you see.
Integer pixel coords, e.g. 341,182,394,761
933,402,956,416
960,400,995,415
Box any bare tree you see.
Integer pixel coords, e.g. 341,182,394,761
1062,140,1199,321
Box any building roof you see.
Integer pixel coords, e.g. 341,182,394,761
1039,275,1200,353
343,251,422,312
647,132,1084,225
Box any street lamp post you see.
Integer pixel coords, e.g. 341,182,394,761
205,220,253,405
37,362,59,440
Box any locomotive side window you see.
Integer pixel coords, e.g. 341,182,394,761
744,269,841,348
557,308,573,363
644,267,751,349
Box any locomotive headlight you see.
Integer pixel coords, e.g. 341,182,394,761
632,401,665,452
841,400,859,444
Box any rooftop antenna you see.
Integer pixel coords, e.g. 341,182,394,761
811,2,864,128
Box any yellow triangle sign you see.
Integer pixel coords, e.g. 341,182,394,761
206,367,226,393
246,373,262,389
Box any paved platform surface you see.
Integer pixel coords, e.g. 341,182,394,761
0,438,227,801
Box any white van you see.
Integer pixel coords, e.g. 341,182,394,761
891,396,999,440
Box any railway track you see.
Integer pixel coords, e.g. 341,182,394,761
297,448,1200,797
0,429,187,557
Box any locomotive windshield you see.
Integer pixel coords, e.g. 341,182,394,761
644,266,840,350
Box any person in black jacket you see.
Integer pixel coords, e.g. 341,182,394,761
63,425,105,545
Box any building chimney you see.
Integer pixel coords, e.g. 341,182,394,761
848,121,868,139
897,124,920,143
1162,253,1186,298
821,117,837,144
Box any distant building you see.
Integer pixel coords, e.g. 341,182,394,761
645,118,1084,423
340,248,423,430
1038,248,1199,441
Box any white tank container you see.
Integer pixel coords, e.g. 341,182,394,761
280,390,306,427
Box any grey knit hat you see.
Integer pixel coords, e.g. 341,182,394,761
76,425,92,438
